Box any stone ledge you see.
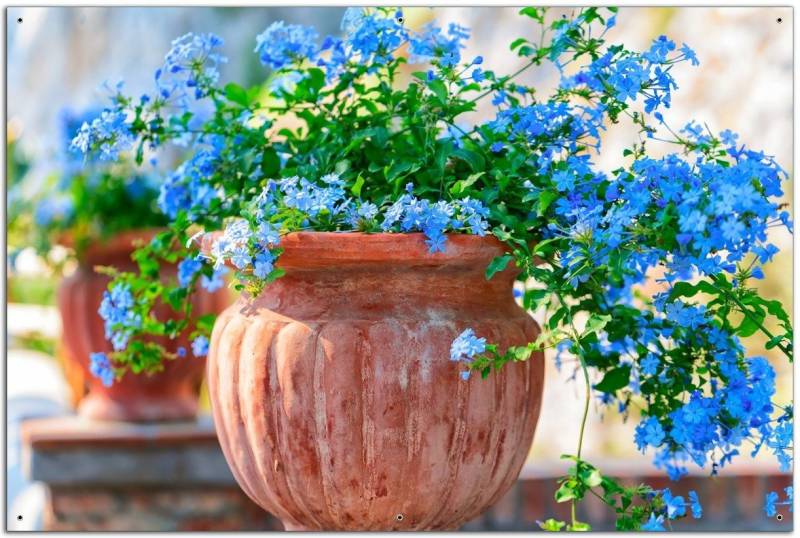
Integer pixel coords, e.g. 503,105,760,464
22,415,236,487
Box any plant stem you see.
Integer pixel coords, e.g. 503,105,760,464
555,292,593,528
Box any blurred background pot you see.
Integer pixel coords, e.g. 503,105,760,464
207,232,545,530
57,229,227,422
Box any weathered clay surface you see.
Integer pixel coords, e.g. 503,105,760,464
57,230,227,422
207,232,545,530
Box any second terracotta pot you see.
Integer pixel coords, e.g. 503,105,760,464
207,232,545,530
57,230,228,422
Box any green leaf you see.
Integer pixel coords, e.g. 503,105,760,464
427,79,448,103
519,6,546,23
567,521,591,532
593,365,631,394
452,148,485,172
351,174,365,197
260,148,281,177
766,334,788,350
555,481,576,503
736,315,763,338
450,172,484,195
485,254,514,280
538,519,566,532
764,299,792,326
510,37,529,51
195,314,217,334
537,190,559,216
580,468,602,488
224,83,249,107
585,313,611,335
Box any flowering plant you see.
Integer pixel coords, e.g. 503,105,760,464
74,7,792,530
8,108,166,265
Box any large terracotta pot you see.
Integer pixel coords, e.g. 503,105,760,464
207,232,545,530
57,229,227,422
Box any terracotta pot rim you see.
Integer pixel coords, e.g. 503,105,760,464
202,230,512,269
60,228,166,266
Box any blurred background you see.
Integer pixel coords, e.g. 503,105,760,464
6,6,793,532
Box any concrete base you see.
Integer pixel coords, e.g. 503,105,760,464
21,415,282,531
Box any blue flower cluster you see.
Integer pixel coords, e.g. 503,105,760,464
450,328,487,380
255,21,320,69
177,256,204,287
158,32,226,103
70,108,134,162
460,27,791,491
253,8,481,85
158,145,222,220
489,101,607,159
561,36,692,113
589,298,790,482
98,283,141,352
640,488,702,531
338,8,407,67
70,33,225,160
192,335,209,357
194,173,494,298
380,185,490,252
204,176,491,287
253,9,408,79
765,487,792,517
409,22,470,68
89,352,115,387
34,196,74,227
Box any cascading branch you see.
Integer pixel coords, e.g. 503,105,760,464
72,7,793,530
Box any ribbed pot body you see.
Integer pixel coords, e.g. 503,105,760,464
207,232,545,530
57,230,226,422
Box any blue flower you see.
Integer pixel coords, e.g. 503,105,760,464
158,33,226,103
253,249,275,279
661,489,686,519
98,284,140,352
425,233,446,253
255,22,319,69
34,196,73,227
450,328,486,362
644,35,676,64
641,513,665,531
158,148,221,220
409,22,468,68
229,245,252,270
177,257,203,287
680,43,699,66
765,491,779,517
688,491,702,519
192,335,209,357
641,354,659,375
176,347,187,358
634,416,666,451
201,266,228,293
89,352,115,387
341,8,408,67
70,108,134,161
257,222,281,246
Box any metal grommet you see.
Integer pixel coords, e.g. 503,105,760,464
396,514,404,522
777,514,784,521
